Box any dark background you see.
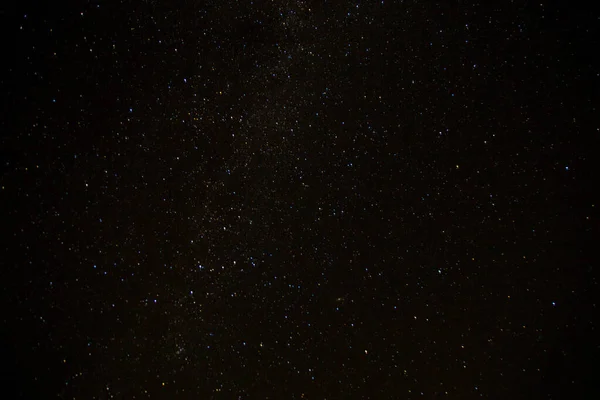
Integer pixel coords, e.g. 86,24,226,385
1,1,598,398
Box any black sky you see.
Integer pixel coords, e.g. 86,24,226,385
1,1,598,399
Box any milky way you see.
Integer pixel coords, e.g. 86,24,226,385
1,1,598,398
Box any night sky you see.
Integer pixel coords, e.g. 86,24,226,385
1,1,598,399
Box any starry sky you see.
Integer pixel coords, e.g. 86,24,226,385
1,1,598,399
